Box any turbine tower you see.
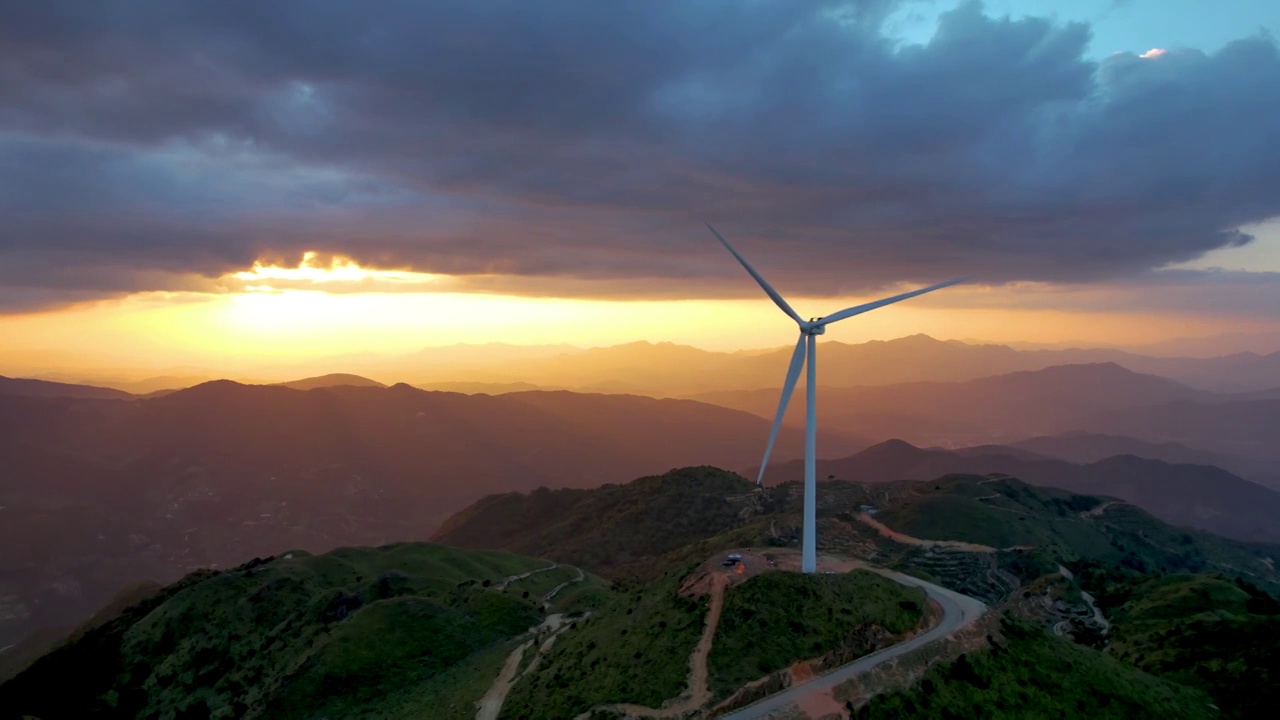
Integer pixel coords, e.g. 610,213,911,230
706,222,967,574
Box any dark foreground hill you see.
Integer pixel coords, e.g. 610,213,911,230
1089,573,1280,719
436,467,1276,717
437,467,1279,597
11,466,1277,718
432,466,763,578
0,383,860,671
0,544,580,720
762,439,1280,545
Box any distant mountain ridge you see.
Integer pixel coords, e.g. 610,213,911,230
0,382,863,658
693,362,1211,444
1083,398,1280,461
17,332,1280,396
275,373,387,390
762,439,1280,544
0,375,133,400
1011,433,1280,488
396,334,1280,395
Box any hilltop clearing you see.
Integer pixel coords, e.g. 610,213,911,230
437,468,1280,600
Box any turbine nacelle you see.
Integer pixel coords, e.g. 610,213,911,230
802,319,826,335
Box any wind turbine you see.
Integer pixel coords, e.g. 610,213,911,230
705,222,967,574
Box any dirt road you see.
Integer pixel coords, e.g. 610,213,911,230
854,513,998,553
475,565,585,719
719,564,986,719
586,572,729,718
496,562,558,591
475,638,534,720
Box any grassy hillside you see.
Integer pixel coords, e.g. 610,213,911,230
10,465,1280,719
433,466,764,578
1095,573,1280,719
868,475,1280,593
708,570,925,697
0,544,595,720
499,570,709,719
851,620,1217,719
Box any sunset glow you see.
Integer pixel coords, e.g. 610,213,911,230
2,273,1273,384
3,0,1279,384
230,252,448,290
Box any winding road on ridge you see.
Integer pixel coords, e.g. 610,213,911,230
479,545,987,720
477,564,589,720
718,562,987,720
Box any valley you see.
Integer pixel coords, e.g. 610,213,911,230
5,335,1280,716
6,465,1268,718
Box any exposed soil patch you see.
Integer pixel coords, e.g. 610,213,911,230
854,514,998,553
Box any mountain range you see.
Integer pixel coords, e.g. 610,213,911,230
693,362,1280,468
6,332,1280,713
761,439,1280,545
0,381,855,658
388,335,1280,396
0,375,132,401
13,334,1280,397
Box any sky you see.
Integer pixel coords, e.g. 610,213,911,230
3,0,1280,371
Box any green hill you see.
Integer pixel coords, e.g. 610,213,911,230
8,466,1280,719
1092,573,1280,719
500,561,927,719
499,565,709,718
707,570,925,697
432,465,765,579
853,475,1280,597
437,469,1280,599
0,544,600,720
852,619,1217,719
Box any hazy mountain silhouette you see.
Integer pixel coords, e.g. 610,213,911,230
0,375,133,400
384,334,1280,395
275,373,387,390
1084,399,1280,461
1127,330,1280,358
693,363,1211,446
0,382,863,656
411,380,545,394
17,334,1280,397
1012,433,1280,489
761,439,1280,545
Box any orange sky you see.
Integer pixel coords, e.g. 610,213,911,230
2,260,1276,378
5,222,1280,380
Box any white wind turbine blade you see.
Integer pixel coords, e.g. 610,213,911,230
815,277,970,327
756,332,808,486
705,222,805,326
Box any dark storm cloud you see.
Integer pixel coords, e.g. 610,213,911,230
2,0,1279,310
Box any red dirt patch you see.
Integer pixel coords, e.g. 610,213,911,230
789,660,816,683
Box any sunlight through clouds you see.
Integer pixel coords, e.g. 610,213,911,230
228,253,450,292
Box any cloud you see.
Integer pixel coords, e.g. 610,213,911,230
935,268,1280,319
2,0,1279,311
